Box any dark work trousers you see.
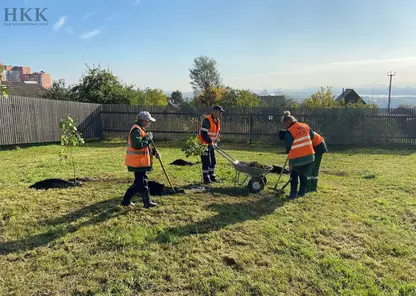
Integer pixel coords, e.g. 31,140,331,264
290,170,308,196
122,171,149,204
307,153,323,192
201,148,216,180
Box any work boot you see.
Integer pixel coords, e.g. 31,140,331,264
203,175,212,184
142,193,157,208
310,179,318,192
121,201,135,207
210,175,220,183
287,193,297,200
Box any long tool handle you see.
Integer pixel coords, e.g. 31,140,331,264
150,139,175,192
274,157,289,190
214,145,237,163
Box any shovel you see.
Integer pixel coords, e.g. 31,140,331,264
149,139,176,193
273,157,289,191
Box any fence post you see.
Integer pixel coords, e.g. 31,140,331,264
249,112,253,144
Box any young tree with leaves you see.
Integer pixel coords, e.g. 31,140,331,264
0,65,8,98
0,84,7,98
59,114,85,182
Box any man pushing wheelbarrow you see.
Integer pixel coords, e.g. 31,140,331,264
197,105,224,184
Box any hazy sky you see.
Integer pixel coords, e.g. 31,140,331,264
2,0,416,91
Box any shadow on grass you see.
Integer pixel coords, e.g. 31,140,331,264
0,198,122,255
209,186,251,197
155,192,287,243
326,145,415,156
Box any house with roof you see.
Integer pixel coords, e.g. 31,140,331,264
336,88,366,105
1,81,47,98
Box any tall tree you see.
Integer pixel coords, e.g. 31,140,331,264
217,87,261,108
189,56,222,98
138,88,168,106
70,64,134,104
193,86,227,107
171,90,184,105
42,79,73,101
302,86,339,108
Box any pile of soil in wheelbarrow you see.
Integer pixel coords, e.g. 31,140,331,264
245,161,270,169
170,159,198,166
29,178,82,190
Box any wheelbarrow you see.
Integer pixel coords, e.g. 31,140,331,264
215,146,273,194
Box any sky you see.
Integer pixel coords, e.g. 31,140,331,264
1,0,416,92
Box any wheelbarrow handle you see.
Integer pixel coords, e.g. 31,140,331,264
214,145,237,163
273,157,289,190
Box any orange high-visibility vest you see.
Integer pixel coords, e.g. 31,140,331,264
125,124,151,168
198,115,221,145
312,132,324,147
287,122,315,160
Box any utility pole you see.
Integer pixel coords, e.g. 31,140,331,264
387,71,396,110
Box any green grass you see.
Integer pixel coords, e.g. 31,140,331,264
0,141,415,296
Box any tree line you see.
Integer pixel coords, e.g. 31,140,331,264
39,57,388,109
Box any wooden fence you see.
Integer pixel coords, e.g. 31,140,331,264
1,96,416,146
0,96,102,146
101,104,416,146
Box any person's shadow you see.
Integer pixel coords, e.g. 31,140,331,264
1,188,289,253
155,191,288,243
0,198,122,255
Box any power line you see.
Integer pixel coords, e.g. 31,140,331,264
387,71,396,110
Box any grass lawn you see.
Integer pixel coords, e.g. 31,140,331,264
0,141,415,296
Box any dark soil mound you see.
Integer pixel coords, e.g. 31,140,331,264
170,159,197,166
29,179,81,190
270,165,290,174
148,181,185,196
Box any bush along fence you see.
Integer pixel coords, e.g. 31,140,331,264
1,96,416,146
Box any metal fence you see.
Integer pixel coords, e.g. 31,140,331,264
1,96,416,146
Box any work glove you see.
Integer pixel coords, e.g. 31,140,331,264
279,130,286,141
208,144,215,152
155,151,161,159
147,132,153,141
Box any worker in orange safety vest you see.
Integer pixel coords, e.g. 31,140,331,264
197,105,224,184
281,111,315,199
121,111,160,208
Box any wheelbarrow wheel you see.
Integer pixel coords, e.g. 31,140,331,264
248,177,265,194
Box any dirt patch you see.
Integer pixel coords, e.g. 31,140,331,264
222,256,237,266
148,181,185,196
29,179,82,190
170,159,198,166
30,177,187,195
